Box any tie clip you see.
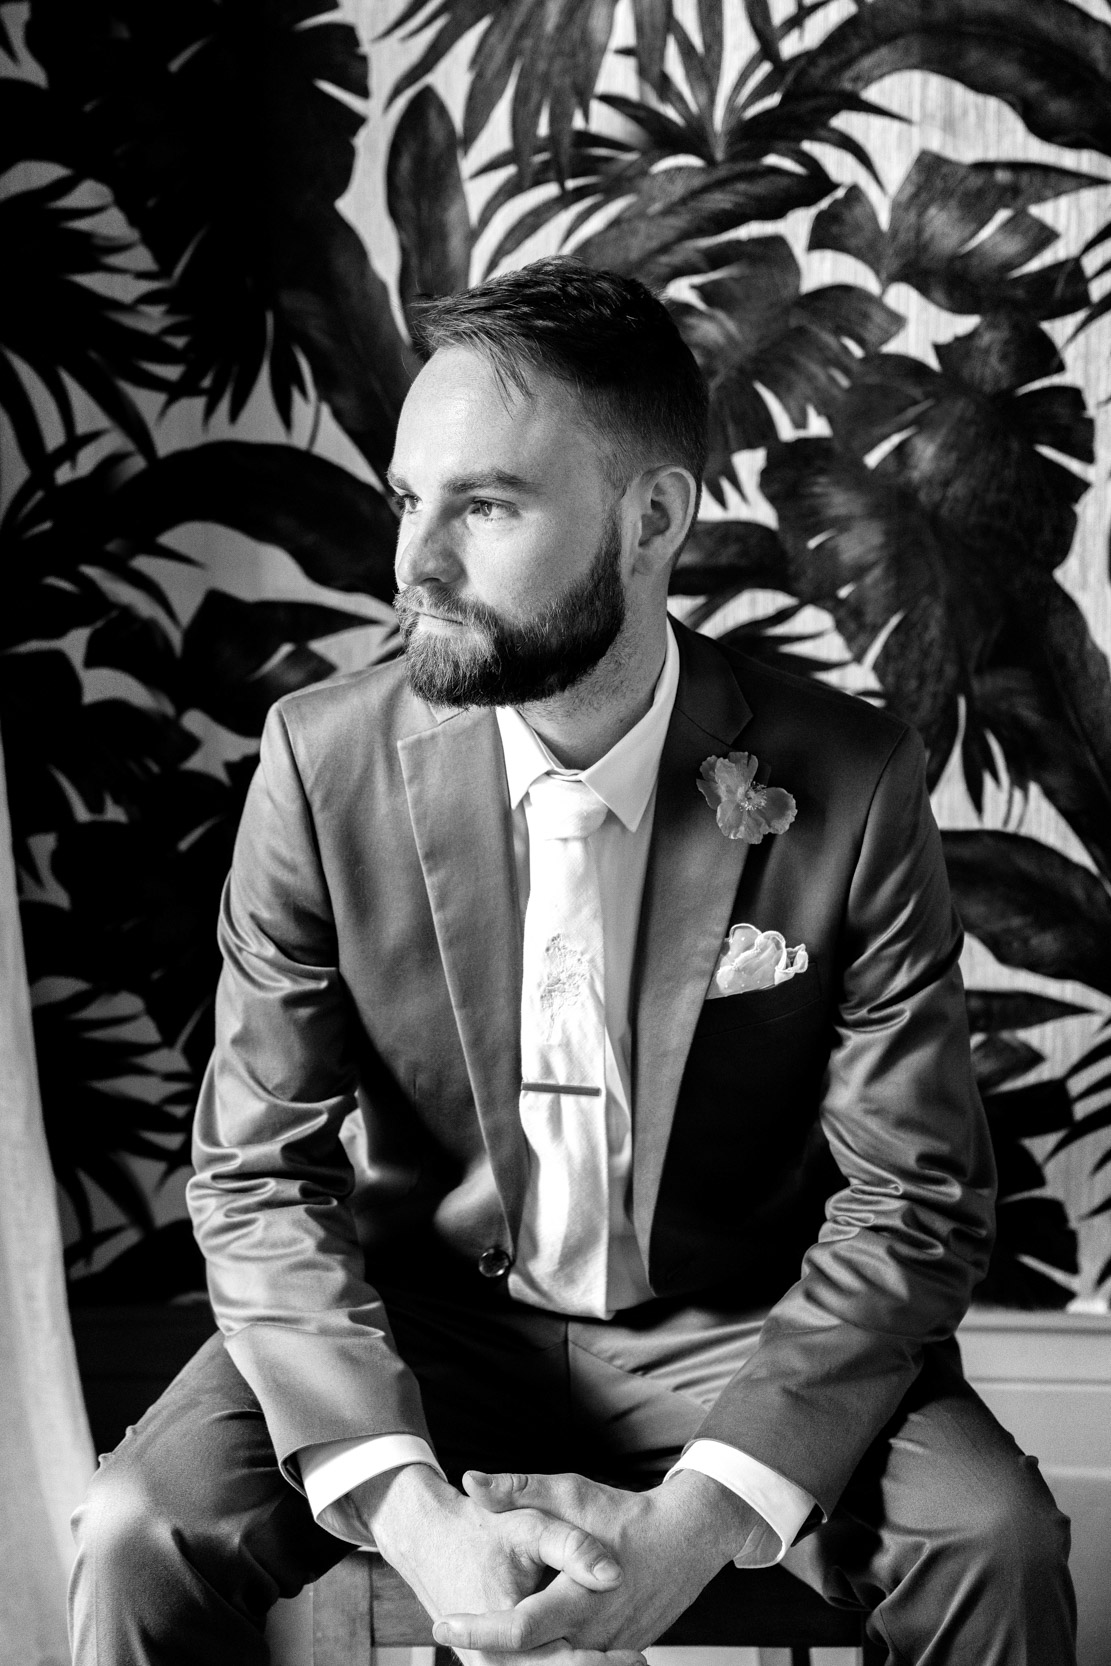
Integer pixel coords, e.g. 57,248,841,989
521,1081,602,1097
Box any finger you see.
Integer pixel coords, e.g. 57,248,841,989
576,1653,645,1666
433,1609,540,1653
463,1470,543,1513
465,1470,589,1517
531,1515,622,1589
446,1645,639,1666
434,1583,589,1652
531,1648,646,1666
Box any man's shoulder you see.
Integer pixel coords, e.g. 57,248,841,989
262,654,455,803
712,635,911,769
739,649,905,737
271,653,431,751
682,626,919,815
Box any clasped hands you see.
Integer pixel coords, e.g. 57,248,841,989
363,1461,758,1666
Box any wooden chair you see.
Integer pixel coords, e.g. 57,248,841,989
309,1550,886,1666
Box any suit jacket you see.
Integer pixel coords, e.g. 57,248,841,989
188,620,995,1521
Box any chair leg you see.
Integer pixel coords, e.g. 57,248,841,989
861,1630,888,1665
311,1554,373,1666
788,1643,884,1666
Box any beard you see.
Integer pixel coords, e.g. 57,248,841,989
394,512,626,708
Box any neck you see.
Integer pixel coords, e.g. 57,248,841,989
516,613,669,770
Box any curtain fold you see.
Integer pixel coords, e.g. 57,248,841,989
0,727,95,1666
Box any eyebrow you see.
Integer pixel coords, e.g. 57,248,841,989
386,466,535,497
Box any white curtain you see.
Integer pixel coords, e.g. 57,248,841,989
0,728,95,1666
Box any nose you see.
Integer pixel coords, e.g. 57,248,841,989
394,506,463,591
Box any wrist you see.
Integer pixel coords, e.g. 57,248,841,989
352,1463,462,1566
659,1467,762,1568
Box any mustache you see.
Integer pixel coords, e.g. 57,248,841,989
394,586,491,629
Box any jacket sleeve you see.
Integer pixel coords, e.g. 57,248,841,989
187,703,433,1485
695,725,996,1518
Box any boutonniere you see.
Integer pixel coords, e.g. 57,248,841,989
697,751,797,844
713,924,809,995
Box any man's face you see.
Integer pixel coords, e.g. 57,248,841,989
389,346,628,707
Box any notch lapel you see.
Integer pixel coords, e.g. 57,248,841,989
398,708,528,1240
631,627,753,1251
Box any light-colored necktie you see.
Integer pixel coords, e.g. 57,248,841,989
514,773,611,1317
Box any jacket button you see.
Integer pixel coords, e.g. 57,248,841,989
478,1246,512,1279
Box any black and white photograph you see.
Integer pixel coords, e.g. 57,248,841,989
2,3,1111,1663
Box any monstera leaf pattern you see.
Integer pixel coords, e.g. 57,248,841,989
669,237,902,500
384,0,794,180
470,14,891,283
3,0,1111,1305
760,313,1105,822
811,153,1100,318
25,0,414,474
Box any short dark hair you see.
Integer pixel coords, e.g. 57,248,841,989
410,258,709,499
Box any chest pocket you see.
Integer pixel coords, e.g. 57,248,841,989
692,961,825,1040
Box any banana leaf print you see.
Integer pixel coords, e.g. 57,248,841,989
25,0,414,476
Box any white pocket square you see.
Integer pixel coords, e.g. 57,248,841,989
706,923,809,1000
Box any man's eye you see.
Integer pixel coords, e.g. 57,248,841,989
469,499,508,520
391,492,418,515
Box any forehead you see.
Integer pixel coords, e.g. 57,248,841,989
392,345,607,489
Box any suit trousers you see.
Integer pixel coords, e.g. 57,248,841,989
69,1264,1076,1666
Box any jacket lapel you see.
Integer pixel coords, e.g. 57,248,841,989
398,708,528,1240
631,625,753,1251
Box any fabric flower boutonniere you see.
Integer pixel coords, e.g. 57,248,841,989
697,751,797,843
714,924,809,995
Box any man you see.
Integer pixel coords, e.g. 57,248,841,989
71,260,1075,1665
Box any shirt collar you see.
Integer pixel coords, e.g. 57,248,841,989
494,620,680,833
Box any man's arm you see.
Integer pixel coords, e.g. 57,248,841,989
691,724,996,1512
666,1442,814,1565
299,1436,447,1544
299,1434,810,1565
188,702,432,1476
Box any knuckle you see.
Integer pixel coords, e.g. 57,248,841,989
560,1472,587,1507
513,1508,546,1546
509,1617,533,1650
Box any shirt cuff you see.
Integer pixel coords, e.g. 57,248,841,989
666,1439,816,1567
298,1434,446,1548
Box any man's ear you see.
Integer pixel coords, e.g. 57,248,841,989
628,465,699,577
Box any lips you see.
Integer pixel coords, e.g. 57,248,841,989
397,590,471,626
395,588,490,635
418,610,469,624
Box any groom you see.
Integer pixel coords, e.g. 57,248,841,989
71,259,1074,1665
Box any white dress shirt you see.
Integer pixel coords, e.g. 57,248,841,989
299,623,815,1563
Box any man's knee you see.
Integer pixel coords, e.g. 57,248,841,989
942,1451,1071,1590
74,1446,179,1586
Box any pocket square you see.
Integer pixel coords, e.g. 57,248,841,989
707,923,809,999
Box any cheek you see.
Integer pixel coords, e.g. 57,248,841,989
468,539,553,615
495,527,597,610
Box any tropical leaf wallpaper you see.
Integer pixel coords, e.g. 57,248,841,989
2,0,1111,1308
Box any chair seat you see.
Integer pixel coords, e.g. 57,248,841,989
311,1551,880,1663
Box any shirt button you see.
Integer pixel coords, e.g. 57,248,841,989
477,1246,512,1279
